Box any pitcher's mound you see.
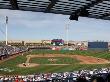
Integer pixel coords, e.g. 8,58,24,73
18,63,39,68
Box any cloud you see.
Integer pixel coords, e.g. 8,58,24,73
0,9,110,41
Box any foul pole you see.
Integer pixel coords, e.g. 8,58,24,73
5,16,8,45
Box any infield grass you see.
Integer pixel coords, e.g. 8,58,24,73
0,50,110,75
30,57,80,64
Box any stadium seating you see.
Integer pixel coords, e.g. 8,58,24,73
0,68,110,82
0,45,28,60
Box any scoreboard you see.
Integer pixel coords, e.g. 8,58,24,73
88,42,108,51
51,39,64,46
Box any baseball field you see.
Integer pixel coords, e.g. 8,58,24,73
0,50,110,75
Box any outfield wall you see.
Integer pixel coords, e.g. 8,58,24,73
88,48,108,51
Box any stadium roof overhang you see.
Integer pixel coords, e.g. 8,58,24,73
0,0,110,21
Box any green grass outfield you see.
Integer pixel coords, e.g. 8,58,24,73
0,50,110,75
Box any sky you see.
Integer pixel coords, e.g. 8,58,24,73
0,9,110,41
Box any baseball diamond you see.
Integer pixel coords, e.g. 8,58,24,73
0,50,110,75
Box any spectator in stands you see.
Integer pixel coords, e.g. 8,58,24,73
106,73,110,82
92,76,105,82
76,76,88,82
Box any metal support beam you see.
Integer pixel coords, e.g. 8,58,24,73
81,0,104,16
45,0,58,12
100,12,110,19
10,0,19,9
87,0,103,7
69,0,104,20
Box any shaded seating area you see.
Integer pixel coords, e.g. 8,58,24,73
0,45,28,60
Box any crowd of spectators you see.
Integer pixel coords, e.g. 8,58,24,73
0,45,27,60
0,68,110,82
59,42,87,51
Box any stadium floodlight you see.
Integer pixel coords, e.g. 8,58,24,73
5,16,8,45
65,24,69,48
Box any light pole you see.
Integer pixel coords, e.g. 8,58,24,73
5,16,8,45
65,24,69,48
